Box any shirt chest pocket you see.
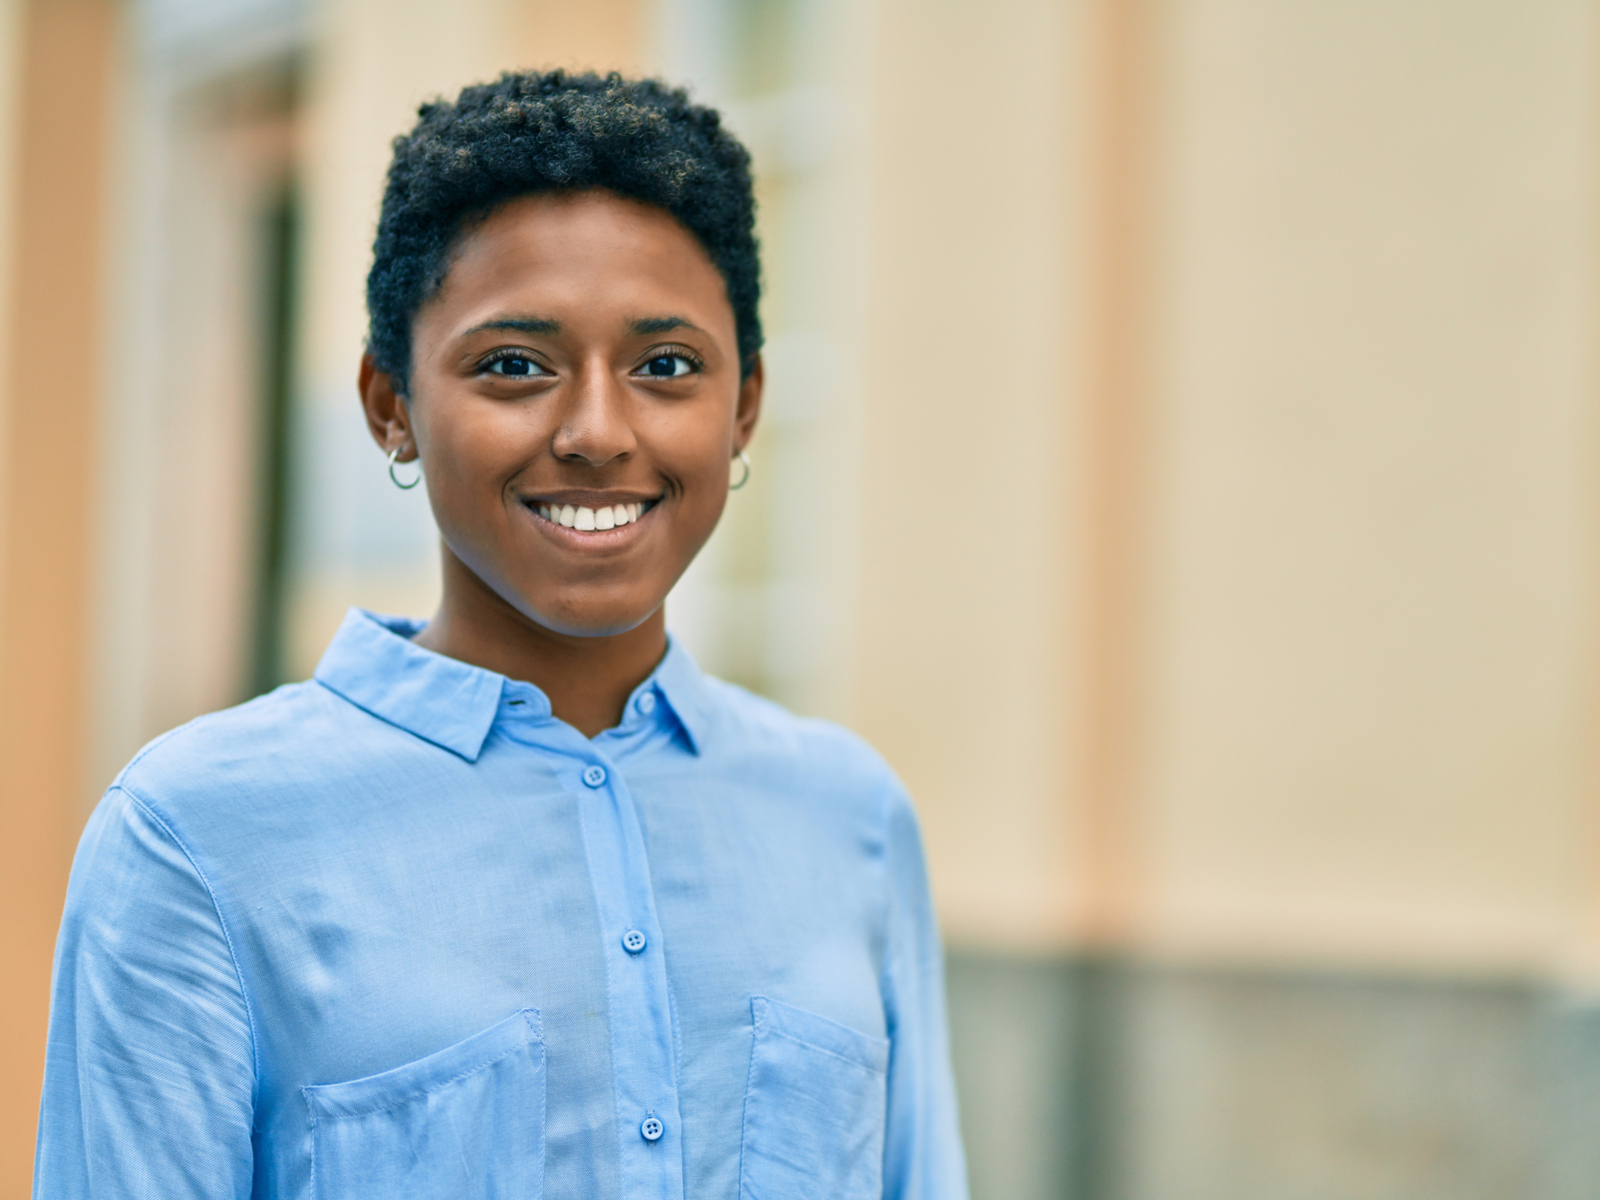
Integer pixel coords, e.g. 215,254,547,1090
304,1008,545,1200
740,996,890,1200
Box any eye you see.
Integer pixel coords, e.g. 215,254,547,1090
639,353,697,379
484,353,548,377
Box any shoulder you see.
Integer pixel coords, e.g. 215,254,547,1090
697,677,909,812
112,680,385,828
693,682,934,903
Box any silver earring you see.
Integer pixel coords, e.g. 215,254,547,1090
388,446,421,490
729,450,751,491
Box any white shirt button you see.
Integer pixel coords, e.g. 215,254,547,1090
622,929,647,954
582,765,607,788
636,692,657,715
640,1116,664,1142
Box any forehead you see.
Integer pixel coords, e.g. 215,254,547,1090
424,190,733,332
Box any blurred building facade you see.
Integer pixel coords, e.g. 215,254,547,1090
4,0,1600,1197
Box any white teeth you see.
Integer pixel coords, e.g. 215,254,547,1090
536,500,651,529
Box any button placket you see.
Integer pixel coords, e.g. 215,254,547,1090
572,752,684,1197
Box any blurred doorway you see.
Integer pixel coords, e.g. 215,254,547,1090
90,4,306,796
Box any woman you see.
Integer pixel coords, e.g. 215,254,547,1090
36,71,966,1200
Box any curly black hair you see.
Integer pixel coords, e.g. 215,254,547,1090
366,70,762,396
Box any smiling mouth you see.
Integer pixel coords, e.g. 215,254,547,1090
528,498,659,531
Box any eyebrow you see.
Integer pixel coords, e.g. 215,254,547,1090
462,316,561,337
460,315,705,339
630,316,702,336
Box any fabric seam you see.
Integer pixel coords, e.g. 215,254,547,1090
752,1017,883,1075
303,1026,542,1120
120,786,264,1110
759,1025,888,1075
738,998,765,1199
115,720,206,783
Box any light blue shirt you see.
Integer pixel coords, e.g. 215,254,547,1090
36,609,967,1200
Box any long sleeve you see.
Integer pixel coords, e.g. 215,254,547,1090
35,786,257,1199
880,787,969,1200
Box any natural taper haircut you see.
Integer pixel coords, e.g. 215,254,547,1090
365,70,763,397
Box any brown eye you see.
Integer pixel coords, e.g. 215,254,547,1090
489,355,541,377
642,354,694,378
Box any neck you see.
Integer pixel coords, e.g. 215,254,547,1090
412,547,667,738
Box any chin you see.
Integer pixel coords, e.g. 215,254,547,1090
522,596,661,640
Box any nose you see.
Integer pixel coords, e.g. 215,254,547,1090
551,358,637,467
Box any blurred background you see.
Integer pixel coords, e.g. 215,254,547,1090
3,0,1600,1196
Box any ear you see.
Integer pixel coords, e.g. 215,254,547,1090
732,354,764,454
359,353,415,460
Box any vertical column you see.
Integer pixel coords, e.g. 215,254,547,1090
1074,0,1155,948
0,0,17,642
0,0,118,1193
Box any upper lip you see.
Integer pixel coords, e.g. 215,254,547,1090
519,489,661,507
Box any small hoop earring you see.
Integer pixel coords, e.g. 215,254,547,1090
388,446,421,490
729,450,751,491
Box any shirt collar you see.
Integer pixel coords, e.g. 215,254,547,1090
314,609,506,761
314,608,711,761
642,635,711,755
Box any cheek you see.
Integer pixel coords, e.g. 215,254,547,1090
641,401,736,484
665,453,733,554
423,405,530,494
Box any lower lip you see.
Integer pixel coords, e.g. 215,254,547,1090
521,502,656,549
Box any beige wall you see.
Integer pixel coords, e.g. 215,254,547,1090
1128,0,1600,976
846,0,1090,949
838,0,1600,980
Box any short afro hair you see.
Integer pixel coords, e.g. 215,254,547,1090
366,70,762,396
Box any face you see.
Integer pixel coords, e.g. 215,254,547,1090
361,190,761,638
